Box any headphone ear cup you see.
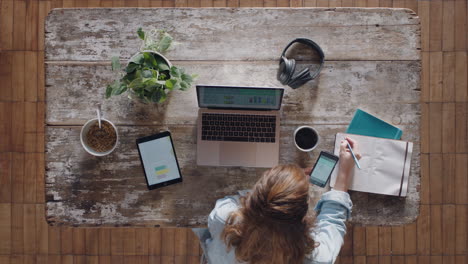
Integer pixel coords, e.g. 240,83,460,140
288,76,309,89
288,68,311,89
277,57,296,85
291,68,310,81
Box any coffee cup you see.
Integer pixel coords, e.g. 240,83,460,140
294,126,320,152
80,118,118,156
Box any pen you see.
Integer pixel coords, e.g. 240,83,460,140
346,140,361,169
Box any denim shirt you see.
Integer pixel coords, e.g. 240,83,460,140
193,190,352,264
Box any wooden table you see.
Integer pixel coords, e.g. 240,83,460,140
45,8,421,227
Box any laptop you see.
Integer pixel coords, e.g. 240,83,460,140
196,85,284,167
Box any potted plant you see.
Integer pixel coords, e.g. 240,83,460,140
105,28,196,104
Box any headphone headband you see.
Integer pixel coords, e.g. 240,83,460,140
281,38,325,62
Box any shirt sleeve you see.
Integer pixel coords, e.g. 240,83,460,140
306,190,352,264
208,195,241,238
205,195,241,264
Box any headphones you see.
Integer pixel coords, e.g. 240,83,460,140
277,38,325,89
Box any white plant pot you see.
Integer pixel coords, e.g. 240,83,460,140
128,50,172,68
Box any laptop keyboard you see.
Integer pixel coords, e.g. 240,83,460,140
201,113,277,143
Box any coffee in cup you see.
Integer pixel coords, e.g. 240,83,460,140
294,126,319,152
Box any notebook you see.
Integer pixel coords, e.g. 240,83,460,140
330,133,413,197
346,109,403,140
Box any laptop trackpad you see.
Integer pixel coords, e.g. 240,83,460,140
219,142,257,166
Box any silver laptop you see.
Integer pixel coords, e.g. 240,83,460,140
196,85,284,167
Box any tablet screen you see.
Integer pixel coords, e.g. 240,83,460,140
137,132,182,188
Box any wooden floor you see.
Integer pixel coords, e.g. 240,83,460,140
0,0,467,263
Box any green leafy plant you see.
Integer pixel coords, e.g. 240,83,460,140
105,28,196,104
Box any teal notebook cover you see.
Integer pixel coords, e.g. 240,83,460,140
346,109,402,139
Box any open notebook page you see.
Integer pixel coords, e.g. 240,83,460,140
330,133,413,196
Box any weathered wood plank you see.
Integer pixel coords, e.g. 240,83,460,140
45,61,420,126
45,8,420,61
46,124,420,226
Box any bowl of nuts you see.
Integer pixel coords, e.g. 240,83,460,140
80,118,118,156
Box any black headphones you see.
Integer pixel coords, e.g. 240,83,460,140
277,38,325,89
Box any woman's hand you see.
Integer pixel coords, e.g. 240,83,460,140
334,137,361,192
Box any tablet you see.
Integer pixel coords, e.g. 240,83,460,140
136,131,183,190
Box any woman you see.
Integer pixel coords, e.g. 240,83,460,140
195,137,361,264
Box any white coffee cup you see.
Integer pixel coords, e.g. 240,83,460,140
293,126,320,152
80,118,118,156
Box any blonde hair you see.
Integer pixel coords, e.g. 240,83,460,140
221,164,317,264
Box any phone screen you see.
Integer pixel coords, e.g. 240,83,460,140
310,153,338,187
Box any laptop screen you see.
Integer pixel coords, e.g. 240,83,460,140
197,85,284,110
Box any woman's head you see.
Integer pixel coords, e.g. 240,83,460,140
222,164,316,264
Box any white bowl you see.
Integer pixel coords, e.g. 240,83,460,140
80,118,118,156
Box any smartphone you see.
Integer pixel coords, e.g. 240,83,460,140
309,151,339,187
